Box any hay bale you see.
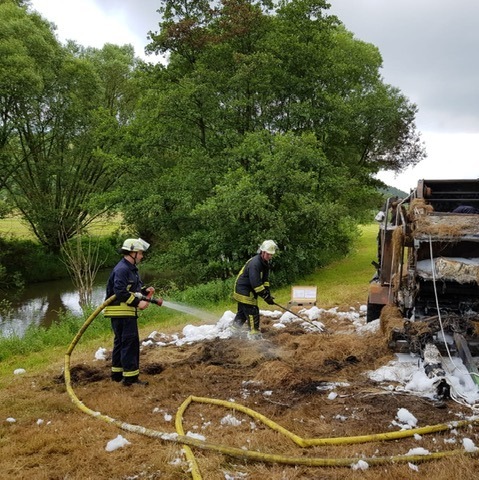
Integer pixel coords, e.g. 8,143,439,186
413,214,479,238
380,305,405,340
409,198,434,221
253,360,298,388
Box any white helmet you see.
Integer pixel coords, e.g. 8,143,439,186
121,238,150,252
259,240,278,255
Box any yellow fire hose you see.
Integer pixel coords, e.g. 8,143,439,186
65,296,479,479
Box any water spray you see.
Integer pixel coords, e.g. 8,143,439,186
134,293,218,323
162,300,218,323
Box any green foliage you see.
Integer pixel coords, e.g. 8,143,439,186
3,50,131,251
0,198,12,218
142,131,364,286
93,234,122,267
0,5,139,252
0,238,66,285
0,3,59,99
0,235,119,289
1,1,426,293
0,297,13,318
0,264,16,295
197,132,353,276
171,277,235,307
121,0,424,287
62,234,120,273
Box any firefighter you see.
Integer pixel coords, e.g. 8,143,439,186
104,238,157,386
230,240,278,340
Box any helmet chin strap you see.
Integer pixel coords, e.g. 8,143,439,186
128,252,139,264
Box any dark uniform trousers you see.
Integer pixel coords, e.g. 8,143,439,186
233,303,260,331
111,317,140,379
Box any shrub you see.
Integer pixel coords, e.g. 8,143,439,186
0,235,120,289
171,278,235,307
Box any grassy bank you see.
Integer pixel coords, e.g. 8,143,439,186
272,223,376,308
0,215,122,286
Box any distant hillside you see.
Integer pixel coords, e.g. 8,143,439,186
380,185,409,199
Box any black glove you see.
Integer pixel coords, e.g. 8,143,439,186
262,290,275,305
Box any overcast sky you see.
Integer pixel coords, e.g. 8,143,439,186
29,0,479,193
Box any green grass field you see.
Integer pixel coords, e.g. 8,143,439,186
0,216,32,239
271,223,376,308
0,214,122,240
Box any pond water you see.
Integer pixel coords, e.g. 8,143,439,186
0,270,221,338
0,270,111,338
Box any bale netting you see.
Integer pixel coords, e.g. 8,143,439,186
432,257,479,284
380,305,405,341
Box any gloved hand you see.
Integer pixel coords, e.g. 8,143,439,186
262,290,275,305
143,286,155,299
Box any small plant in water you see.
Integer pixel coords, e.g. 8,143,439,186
0,298,13,317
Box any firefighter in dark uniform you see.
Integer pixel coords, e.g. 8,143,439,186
230,240,278,340
104,238,160,386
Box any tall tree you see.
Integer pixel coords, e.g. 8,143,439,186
191,131,359,283
124,0,425,284
0,2,139,252
0,1,60,189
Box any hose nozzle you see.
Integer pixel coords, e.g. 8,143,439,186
134,292,163,306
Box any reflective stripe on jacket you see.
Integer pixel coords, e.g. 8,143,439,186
233,254,270,306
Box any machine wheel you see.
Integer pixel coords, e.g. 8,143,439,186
366,300,383,323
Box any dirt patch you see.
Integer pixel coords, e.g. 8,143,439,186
59,364,109,384
1,312,478,480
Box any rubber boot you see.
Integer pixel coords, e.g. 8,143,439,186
247,330,263,341
122,376,149,387
111,372,123,382
229,323,246,338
